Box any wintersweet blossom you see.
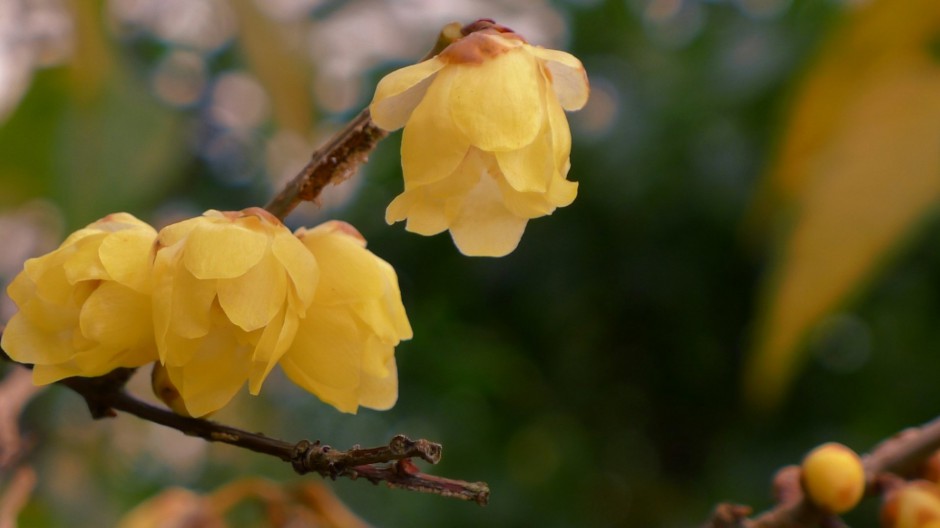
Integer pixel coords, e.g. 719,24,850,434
2,213,158,383
280,221,412,413
369,21,589,257
152,208,318,417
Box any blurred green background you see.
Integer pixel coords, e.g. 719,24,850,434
3,0,940,526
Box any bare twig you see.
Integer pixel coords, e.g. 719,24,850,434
702,413,940,527
0,335,489,504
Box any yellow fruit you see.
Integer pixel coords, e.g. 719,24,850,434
800,442,866,514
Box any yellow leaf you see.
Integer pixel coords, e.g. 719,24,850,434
745,0,940,408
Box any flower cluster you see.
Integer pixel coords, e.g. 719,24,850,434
1,214,158,384
2,209,411,417
370,21,589,257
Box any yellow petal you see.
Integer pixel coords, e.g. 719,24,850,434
370,57,446,131
99,227,157,293
530,46,590,111
153,245,216,343
450,170,529,257
62,233,110,284
498,168,579,218
5,268,34,305
545,78,573,168
165,331,251,417
248,308,298,394
386,191,449,235
494,117,554,193
387,150,481,234
32,364,83,385
217,252,286,331
155,216,202,248
357,355,398,411
181,221,268,280
299,227,384,305
79,282,152,350
354,260,413,342
400,67,472,186
5,275,76,335
272,231,318,310
1,313,75,374
449,47,543,152
280,307,362,413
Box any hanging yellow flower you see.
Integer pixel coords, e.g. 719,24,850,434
151,208,318,417
369,21,589,257
279,221,412,414
2,213,158,384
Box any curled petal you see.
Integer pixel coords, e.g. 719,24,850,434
62,234,110,284
154,247,216,342
355,260,414,342
530,46,590,111
401,67,472,186
272,232,318,310
450,171,529,257
217,252,287,332
370,57,446,131
248,308,298,394
281,308,363,414
387,150,481,234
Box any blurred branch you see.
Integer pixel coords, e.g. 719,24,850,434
0,466,36,528
0,334,489,505
0,367,42,470
702,413,940,527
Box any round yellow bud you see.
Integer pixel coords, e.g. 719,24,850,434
800,442,866,514
882,481,940,528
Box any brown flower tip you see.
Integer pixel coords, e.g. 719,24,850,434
461,19,516,37
439,30,523,65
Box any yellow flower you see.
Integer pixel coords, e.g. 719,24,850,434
279,221,412,413
152,208,318,417
369,22,589,257
2,213,158,383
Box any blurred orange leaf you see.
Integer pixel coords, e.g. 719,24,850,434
744,0,940,408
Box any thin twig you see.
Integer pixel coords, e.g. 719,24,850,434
0,338,488,504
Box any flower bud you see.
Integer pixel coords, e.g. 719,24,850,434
800,442,866,514
369,21,589,257
2,213,158,383
882,481,940,528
